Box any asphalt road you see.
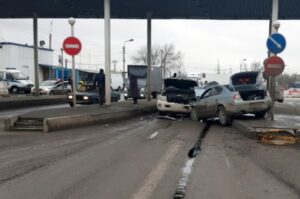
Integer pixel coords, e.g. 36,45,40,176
1,113,300,199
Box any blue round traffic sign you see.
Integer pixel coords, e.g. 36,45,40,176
266,33,286,54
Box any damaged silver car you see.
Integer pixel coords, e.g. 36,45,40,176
190,71,272,126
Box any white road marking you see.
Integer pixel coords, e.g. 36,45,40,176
178,158,195,188
224,156,231,170
147,131,158,139
131,141,182,199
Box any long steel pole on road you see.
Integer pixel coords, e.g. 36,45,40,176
147,14,152,101
104,0,111,105
33,13,40,97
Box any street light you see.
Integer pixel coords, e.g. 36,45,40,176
122,39,134,76
240,58,246,72
273,20,280,32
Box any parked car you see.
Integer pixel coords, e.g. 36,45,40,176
287,82,300,98
32,80,71,95
190,72,272,126
157,78,198,115
0,69,33,94
67,84,121,107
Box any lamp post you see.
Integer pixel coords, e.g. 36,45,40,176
240,58,246,72
68,17,76,107
122,39,134,77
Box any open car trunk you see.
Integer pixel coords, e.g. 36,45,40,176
231,72,266,101
238,89,266,101
162,78,198,104
163,87,195,104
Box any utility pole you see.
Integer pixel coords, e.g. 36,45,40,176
49,21,53,49
60,48,64,81
112,60,118,72
217,59,220,74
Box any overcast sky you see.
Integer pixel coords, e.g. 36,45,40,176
0,19,299,74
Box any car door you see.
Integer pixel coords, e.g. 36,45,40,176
54,83,63,95
196,88,213,118
206,86,223,117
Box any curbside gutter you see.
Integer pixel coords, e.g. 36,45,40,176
0,96,67,111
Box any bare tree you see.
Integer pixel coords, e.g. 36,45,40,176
131,43,184,77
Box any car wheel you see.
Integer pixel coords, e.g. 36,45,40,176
49,91,54,95
278,99,284,103
69,102,74,107
190,108,200,121
10,86,19,94
218,106,232,126
255,111,267,119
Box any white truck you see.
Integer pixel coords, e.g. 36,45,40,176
0,69,34,94
123,65,162,100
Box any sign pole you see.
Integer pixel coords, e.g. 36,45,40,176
68,18,77,107
269,0,279,121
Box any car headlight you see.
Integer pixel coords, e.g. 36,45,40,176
124,93,128,97
158,95,167,101
83,96,89,100
140,94,144,97
68,95,73,99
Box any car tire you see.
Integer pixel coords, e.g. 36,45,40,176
124,97,128,100
191,108,200,121
10,86,19,94
278,99,284,103
69,102,74,107
255,111,267,119
218,106,232,126
49,91,54,95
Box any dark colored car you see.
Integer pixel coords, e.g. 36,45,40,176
67,84,121,107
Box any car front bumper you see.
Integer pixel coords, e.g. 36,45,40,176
157,100,192,113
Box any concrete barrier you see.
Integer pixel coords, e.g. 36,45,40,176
0,96,67,111
43,105,156,132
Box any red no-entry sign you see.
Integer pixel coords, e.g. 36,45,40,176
63,36,82,56
264,56,285,77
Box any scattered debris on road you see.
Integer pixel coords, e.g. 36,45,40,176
156,115,176,121
256,128,299,145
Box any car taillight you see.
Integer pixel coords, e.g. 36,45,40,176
233,92,242,101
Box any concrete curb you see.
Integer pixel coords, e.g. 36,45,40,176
0,96,66,111
43,105,156,132
4,106,157,133
232,120,257,139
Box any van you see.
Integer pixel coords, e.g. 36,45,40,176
0,69,34,94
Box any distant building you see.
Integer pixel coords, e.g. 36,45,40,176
0,42,53,83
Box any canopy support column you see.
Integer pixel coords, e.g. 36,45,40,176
33,13,40,96
104,0,111,105
147,14,152,101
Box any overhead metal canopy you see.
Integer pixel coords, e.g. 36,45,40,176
1,0,300,19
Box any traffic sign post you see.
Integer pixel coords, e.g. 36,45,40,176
264,56,285,77
63,37,82,56
267,33,286,54
64,19,82,107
